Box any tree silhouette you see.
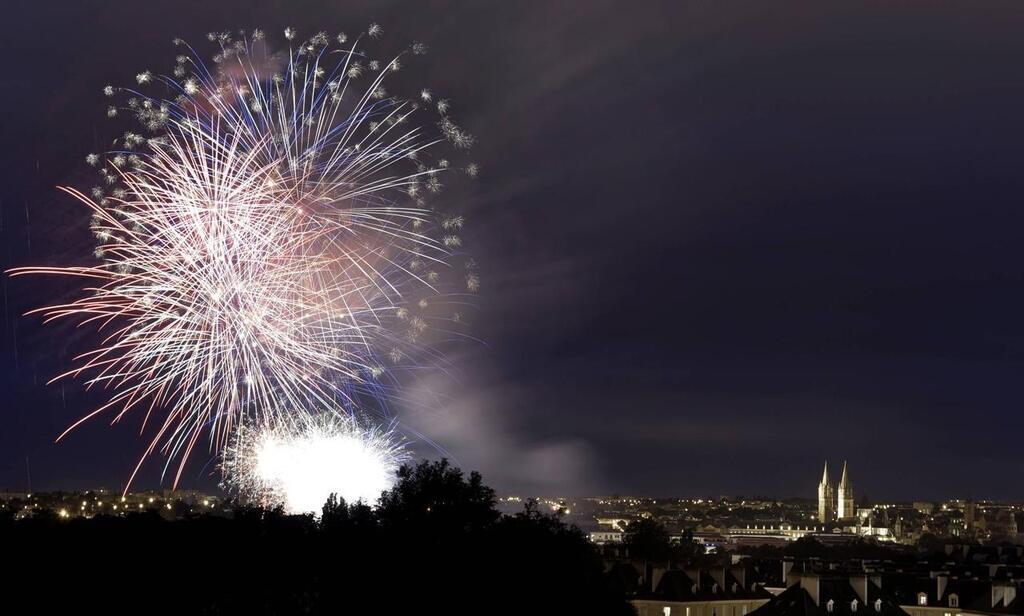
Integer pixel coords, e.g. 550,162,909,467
624,517,674,561
376,458,499,536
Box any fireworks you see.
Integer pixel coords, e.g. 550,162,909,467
222,414,408,513
10,25,477,492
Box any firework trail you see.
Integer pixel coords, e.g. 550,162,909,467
9,26,478,490
222,412,408,514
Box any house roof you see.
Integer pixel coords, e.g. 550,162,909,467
749,576,907,616
637,566,774,603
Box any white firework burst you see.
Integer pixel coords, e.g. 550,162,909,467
221,413,408,514
11,26,477,489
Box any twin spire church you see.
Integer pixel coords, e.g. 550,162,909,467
816,461,854,523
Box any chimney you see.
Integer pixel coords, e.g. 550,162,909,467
642,562,653,593
685,568,701,592
1003,584,1016,608
992,585,1004,609
850,575,869,604
651,567,667,594
711,567,727,590
803,574,822,607
937,576,948,602
734,566,747,591
991,582,1016,609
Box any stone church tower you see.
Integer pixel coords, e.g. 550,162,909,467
817,461,834,523
837,461,854,520
817,461,854,524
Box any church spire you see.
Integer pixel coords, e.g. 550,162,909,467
837,461,854,519
817,461,834,523
821,460,830,485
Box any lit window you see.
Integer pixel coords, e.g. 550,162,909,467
827,600,835,613
875,599,882,612
949,595,959,608
919,594,928,606
664,609,672,616
851,600,858,613
686,608,691,616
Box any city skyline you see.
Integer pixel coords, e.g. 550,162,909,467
1,458,1017,504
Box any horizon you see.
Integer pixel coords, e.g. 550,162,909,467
3,459,1020,505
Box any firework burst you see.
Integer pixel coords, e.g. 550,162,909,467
221,413,408,514
10,25,477,489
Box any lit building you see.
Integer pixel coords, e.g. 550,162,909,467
837,462,854,520
818,461,855,523
818,462,835,523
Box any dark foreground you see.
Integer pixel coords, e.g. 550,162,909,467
1,460,634,615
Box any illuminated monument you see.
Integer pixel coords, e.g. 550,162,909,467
817,461,854,523
817,461,834,523
837,461,854,520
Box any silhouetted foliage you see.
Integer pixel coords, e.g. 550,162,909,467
623,518,701,562
917,532,947,556
376,457,499,537
624,517,673,560
1,459,634,615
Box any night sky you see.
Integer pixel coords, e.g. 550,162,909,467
2,1,1024,500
